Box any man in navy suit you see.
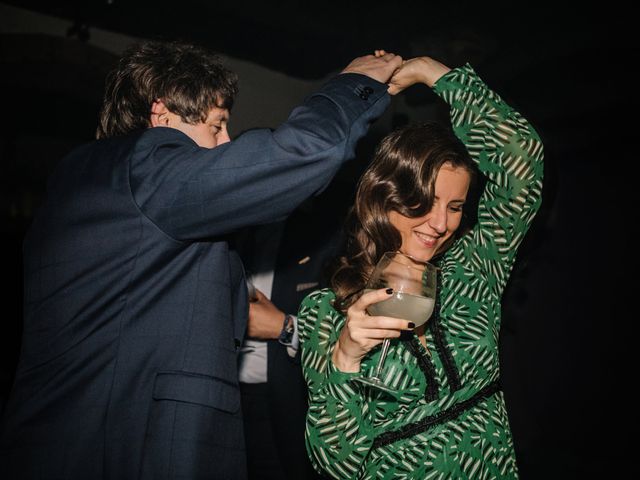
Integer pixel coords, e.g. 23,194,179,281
0,40,402,479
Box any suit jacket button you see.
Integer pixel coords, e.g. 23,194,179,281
359,86,374,100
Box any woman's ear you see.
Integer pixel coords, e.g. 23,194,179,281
150,100,170,127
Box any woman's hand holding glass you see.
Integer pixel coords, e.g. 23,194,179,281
343,251,437,393
332,288,414,373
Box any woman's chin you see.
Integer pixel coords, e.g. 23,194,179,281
403,246,435,263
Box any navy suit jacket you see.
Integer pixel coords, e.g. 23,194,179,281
0,73,388,479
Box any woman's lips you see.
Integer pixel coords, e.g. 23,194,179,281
414,231,437,248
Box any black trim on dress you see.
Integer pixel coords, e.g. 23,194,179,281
428,273,462,392
404,336,439,402
372,380,501,449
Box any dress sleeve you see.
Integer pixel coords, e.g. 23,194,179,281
433,64,544,295
297,289,375,479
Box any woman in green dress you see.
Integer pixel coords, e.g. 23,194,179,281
297,55,544,479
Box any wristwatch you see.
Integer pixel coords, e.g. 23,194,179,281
278,314,295,346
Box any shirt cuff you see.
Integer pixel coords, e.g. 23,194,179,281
286,315,300,357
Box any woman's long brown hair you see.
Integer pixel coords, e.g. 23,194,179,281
330,122,479,311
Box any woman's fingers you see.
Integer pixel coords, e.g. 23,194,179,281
351,287,393,311
350,289,414,330
335,289,418,370
352,327,404,340
346,310,414,349
353,315,413,331
340,288,415,365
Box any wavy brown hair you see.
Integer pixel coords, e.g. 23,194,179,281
330,122,479,310
96,40,238,139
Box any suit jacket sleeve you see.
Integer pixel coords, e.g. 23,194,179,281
129,73,389,241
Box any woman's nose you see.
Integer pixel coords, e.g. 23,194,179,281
427,207,447,234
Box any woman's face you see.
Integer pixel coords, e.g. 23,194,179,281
388,163,471,262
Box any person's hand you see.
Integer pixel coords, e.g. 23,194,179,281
332,288,414,372
246,289,284,340
386,56,451,94
341,52,403,90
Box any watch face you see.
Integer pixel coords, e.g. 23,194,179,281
279,329,293,346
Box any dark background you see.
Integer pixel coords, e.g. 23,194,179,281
1,1,634,478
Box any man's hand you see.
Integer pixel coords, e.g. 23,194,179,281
246,289,285,340
341,52,403,90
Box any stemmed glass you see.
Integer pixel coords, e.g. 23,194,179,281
353,251,437,393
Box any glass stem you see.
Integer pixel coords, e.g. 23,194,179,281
373,338,391,379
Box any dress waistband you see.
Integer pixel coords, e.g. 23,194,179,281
372,379,501,449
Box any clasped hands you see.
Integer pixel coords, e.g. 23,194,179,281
342,50,451,95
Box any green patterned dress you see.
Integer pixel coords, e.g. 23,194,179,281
297,65,544,479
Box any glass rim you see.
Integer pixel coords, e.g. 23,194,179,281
381,251,438,270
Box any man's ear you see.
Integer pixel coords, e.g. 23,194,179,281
150,100,170,127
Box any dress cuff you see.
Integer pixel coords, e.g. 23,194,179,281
432,63,477,95
324,356,363,403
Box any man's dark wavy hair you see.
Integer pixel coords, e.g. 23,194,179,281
97,40,238,139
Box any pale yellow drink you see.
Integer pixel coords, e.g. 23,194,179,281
364,289,435,327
